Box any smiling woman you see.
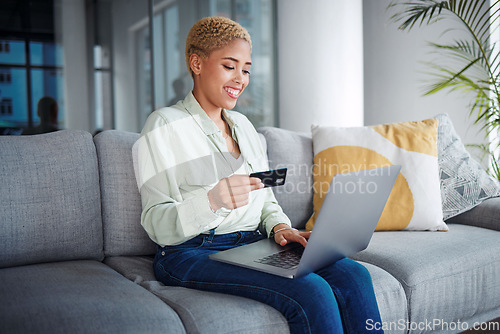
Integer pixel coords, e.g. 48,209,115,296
187,17,253,158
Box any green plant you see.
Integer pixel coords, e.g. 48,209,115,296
389,0,500,180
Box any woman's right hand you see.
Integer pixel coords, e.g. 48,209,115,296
272,223,311,248
208,175,264,211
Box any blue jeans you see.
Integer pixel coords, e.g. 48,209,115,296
153,230,384,334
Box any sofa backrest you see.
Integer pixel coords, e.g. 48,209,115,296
257,127,314,229
94,130,157,257
0,130,104,268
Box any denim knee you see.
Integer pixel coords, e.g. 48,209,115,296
317,259,383,334
287,274,342,333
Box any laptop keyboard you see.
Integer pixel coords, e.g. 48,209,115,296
254,246,304,269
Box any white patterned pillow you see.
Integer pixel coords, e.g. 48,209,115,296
435,114,500,219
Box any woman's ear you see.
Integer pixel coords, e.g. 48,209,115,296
190,54,202,76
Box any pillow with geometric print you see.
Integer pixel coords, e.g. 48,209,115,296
306,118,448,232
435,113,500,220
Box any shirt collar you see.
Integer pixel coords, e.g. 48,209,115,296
182,90,238,136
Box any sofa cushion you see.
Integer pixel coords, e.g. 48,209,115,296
307,119,447,232
104,256,290,333
105,256,408,334
0,130,103,268
447,197,500,231
257,127,314,229
0,260,185,333
94,130,157,257
351,224,500,329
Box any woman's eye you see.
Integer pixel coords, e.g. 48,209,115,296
223,65,234,70
243,70,251,75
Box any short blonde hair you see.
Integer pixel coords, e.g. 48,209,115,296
185,16,252,77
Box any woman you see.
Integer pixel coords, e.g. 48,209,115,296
135,16,384,334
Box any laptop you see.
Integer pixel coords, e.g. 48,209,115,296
209,165,401,278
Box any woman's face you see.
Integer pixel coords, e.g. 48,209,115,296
192,38,252,114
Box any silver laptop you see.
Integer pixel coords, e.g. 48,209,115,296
209,165,401,278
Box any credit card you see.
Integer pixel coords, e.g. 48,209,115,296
250,168,287,187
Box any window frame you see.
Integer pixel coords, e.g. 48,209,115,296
0,35,63,129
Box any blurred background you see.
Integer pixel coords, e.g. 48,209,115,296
0,0,486,160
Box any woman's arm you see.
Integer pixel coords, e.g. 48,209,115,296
138,161,223,246
134,111,224,246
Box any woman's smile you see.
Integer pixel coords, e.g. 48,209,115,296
224,86,241,99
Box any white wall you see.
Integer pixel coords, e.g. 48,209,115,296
58,0,91,131
277,0,487,160
363,0,486,153
277,0,364,133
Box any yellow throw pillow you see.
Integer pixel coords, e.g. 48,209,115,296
306,118,448,232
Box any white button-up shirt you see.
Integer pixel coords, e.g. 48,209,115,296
133,91,291,246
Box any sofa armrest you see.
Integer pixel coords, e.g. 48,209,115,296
446,197,500,231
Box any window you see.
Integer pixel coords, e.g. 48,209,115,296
0,39,64,130
0,1,64,133
0,70,12,83
0,41,11,53
0,98,13,115
1,0,277,133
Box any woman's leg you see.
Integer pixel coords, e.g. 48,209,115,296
315,258,384,334
154,231,344,334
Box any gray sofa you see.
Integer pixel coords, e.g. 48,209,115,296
1,127,499,334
